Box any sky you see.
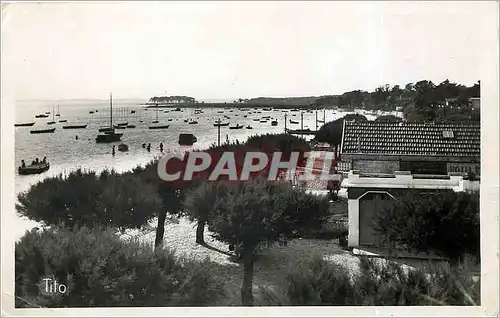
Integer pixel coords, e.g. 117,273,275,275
1,1,497,101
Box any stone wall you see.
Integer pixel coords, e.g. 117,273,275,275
352,160,400,174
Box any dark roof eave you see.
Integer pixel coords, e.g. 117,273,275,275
340,153,480,163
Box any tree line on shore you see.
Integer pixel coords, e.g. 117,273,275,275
15,131,479,307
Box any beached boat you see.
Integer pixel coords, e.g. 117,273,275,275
178,133,197,146
18,162,50,175
118,143,129,152
30,128,56,134
148,125,170,130
15,122,35,127
96,93,123,143
63,124,87,129
229,124,244,130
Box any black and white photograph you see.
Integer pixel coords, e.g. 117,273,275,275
1,1,498,316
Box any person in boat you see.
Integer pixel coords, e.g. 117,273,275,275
35,158,40,164
75,135,78,140
147,143,151,152
112,145,116,156
159,142,164,152
142,143,146,148
42,156,47,163
21,160,26,168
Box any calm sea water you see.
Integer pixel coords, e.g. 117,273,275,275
12,99,401,240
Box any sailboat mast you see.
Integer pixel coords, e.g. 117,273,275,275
110,93,113,127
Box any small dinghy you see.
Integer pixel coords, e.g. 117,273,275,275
118,143,129,152
178,133,197,146
18,162,50,175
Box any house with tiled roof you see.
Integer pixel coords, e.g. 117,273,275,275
338,121,480,249
339,121,480,177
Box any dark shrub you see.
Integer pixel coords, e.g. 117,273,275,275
373,190,480,262
15,226,225,307
16,169,161,231
268,256,479,306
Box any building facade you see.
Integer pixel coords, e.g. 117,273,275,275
339,121,480,178
342,171,479,248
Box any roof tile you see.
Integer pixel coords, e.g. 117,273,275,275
340,121,480,157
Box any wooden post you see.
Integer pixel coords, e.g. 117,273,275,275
284,113,287,133
217,119,221,146
315,109,318,131
301,112,304,130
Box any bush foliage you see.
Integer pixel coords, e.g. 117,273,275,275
15,226,225,307
373,190,480,262
16,169,161,231
263,257,479,306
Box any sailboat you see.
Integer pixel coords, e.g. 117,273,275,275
57,105,67,122
151,104,159,124
96,93,123,143
47,106,56,125
149,104,169,129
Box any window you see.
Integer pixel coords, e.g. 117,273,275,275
442,130,455,138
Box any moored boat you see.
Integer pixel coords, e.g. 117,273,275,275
30,128,56,134
63,124,87,129
229,124,244,130
246,125,253,129
96,93,123,143
148,125,170,129
178,133,197,146
15,122,35,127
213,122,230,127
118,143,129,152
35,114,49,118
271,120,278,126
98,127,114,133
126,124,136,128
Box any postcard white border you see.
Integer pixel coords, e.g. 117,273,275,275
2,1,499,316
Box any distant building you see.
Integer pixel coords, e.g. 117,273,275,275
339,121,480,177
469,97,480,109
